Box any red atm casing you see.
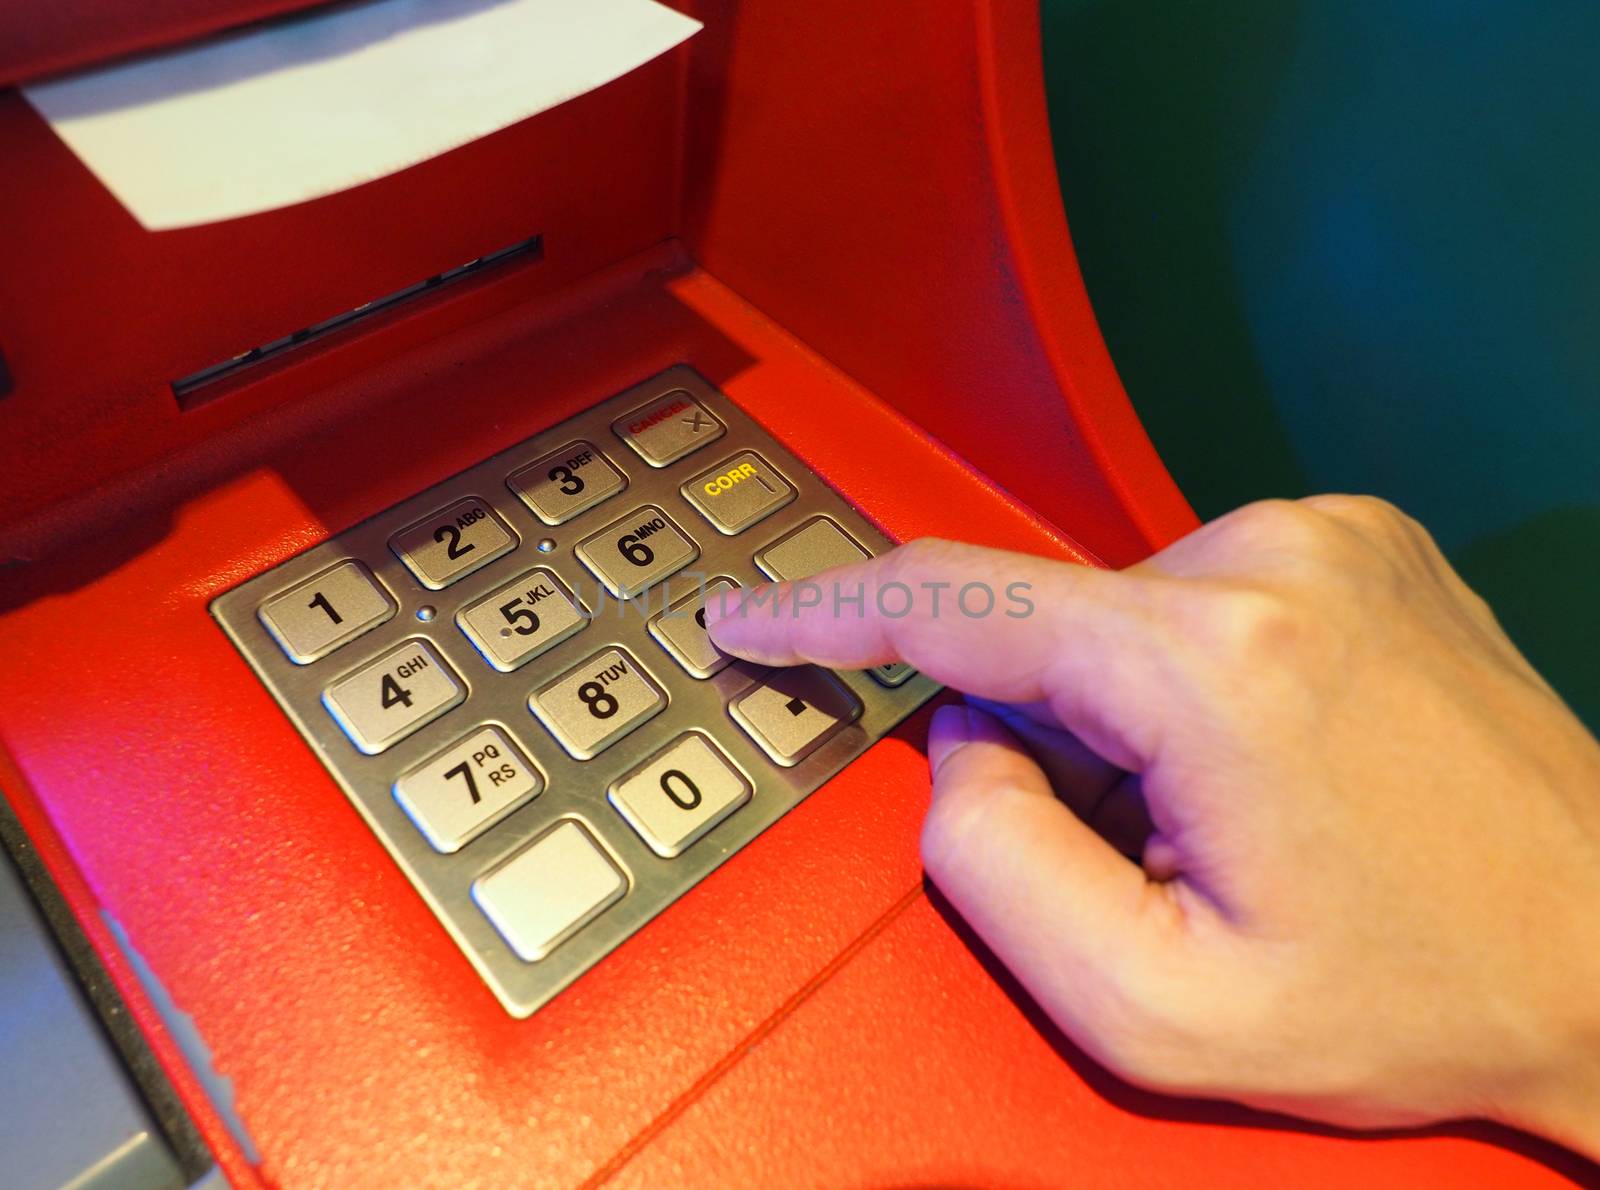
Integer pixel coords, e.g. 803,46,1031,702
0,2,1586,1186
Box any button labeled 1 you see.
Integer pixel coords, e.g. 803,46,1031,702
257,560,395,664
506,441,626,525
474,821,627,962
609,733,752,858
456,568,587,671
574,505,699,599
390,497,517,589
730,666,861,767
394,726,542,853
529,647,666,760
323,639,464,754
681,451,796,535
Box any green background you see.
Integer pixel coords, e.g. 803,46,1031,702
1042,0,1598,728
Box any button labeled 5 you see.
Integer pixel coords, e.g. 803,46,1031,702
395,726,542,853
390,497,517,589
457,568,587,671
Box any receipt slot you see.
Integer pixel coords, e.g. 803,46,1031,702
0,3,1566,1189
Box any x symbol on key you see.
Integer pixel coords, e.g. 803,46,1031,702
683,411,712,434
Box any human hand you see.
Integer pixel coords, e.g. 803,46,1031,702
705,496,1600,1159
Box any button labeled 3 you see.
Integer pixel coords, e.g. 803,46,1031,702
730,666,861,767
506,441,626,525
257,560,395,664
529,647,666,759
323,639,465,754
456,568,587,671
682,451,796,535
611,390,725,467
574,505,699,599
390,497,517,589
395,726,542,853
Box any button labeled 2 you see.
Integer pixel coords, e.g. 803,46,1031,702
609,733,752,858
323,639,465,754
394,726,542,853
390,497,517,589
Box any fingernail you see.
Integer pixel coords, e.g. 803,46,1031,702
928,703,973,777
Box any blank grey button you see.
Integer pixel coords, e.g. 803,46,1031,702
574,504,700,599
611,390,726,466
754,516,870,582
729,666,862,767
609,732,752,858
473,821,627,961
681,451,797,535
257,560,395,664
647,578,739,678
323,639,465,754
456,568,587,671
394,726,543,853
389,497,517,589
529,647,666,759
506,441,626,525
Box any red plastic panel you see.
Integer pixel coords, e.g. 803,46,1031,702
0,44,685,549
682,0,1198,565
604,894,1592,1190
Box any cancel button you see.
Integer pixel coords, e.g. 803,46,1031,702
681,450,797,535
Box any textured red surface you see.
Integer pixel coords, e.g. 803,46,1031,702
0,1,1588,1185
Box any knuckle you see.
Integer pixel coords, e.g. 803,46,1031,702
1186,585,1322,663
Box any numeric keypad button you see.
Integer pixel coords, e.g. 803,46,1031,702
647,578,738,678
729,666,861,767
608,732,752,858
257,560,395,664
869,662,916,688
506,441,626,525
474,821,627,962
322,639,465,754
456,568,587,671
389,497,517,589
394,727,543,853
529,647,666,760
754,515,870,582
574,505,700,599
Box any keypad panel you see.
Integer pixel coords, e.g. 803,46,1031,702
211,366,940,1018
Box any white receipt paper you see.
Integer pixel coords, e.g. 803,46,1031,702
23,0,702,230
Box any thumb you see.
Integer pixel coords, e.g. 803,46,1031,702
923,703,1169,1047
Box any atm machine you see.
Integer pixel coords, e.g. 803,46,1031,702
0,2,1582,1187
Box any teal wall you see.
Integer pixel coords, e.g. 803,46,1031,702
1042,0,1599,728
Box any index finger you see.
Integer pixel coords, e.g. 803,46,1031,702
705,537,1148,710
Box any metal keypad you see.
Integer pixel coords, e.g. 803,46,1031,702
211,365,940,1018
